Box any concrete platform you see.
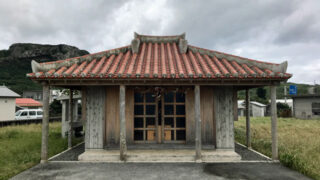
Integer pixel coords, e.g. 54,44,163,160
50,143,270,162
78,149,241,162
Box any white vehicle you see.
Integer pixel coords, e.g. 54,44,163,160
15,109,43,120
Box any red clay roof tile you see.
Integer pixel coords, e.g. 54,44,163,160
27,34,291,81
16,98,42,107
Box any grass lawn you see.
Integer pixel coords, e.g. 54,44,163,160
0,122,83,180
235,117,320,180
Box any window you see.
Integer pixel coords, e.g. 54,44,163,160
21,112,28,116
29,111,36,116
312,102,320,115
37,111,43,115
15,111,21,116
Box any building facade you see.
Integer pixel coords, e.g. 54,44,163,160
0,86,20,121
23,90,43,102
28,33,291,162
292,95,320,119
238,100,266,117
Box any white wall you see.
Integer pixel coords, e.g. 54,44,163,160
0,98,16,121
251,105,266,117
293,98,320,119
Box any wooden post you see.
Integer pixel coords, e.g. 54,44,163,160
233,89,238,121
119,85,127,161
245,89,251,148
68,89,73,149
81,87,86,125
194,85,201,160
41,82,50,163
270,86,278,160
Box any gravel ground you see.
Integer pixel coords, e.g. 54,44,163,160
235,143,270,161
50,143,85,161
50,142,270,161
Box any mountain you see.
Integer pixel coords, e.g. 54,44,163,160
0,43,89,94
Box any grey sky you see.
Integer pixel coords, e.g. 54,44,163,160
0,0,319,84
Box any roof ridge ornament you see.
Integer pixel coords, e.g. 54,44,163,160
179,38,188,54
131,32,188,54
131,36,140,53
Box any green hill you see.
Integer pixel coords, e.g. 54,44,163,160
0,43,89,94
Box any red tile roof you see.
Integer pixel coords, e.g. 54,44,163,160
16,98,42,107
27,33,291,81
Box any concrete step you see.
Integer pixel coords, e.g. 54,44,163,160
78,149,241,163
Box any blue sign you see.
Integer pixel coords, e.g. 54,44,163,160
289,85,297,95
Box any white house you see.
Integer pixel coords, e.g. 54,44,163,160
0,86,20,121
238,100,267,117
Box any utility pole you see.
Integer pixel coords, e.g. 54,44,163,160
284,86,287,104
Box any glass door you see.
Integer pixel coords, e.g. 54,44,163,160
162,92,186,143
133,90,186,143
134,92,158,143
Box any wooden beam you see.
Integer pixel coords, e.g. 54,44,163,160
42,79,283,86
119,85,127,161
270,86,278,160
245,89,251,148
194,85,201,160
41,82,50,163
68,89,73,149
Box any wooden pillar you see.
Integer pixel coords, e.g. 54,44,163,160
119,85,127,161
270,86,278,160
194,85,201,160
81,87,86,125
41,82,50,163
245,89,251,148
233,89,238,121
68,89,73,149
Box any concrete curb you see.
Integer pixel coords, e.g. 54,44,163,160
48,160,277,164
236,142,273,161
49,142,276,163
48,142,84,161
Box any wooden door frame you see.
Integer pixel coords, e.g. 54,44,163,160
133,89,187,144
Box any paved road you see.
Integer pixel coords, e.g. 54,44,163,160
11,162,311,180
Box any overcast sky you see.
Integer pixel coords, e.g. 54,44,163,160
0,0,319,84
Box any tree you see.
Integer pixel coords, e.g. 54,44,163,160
256,88,267,99
50,99,62,116
277,102,292,117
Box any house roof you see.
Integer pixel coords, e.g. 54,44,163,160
27,33,291,82
237,100,266,108
0,86,20,98
250,101,267,107
16,98,42,107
